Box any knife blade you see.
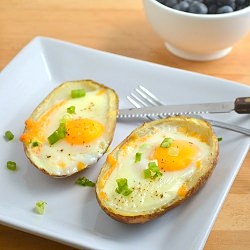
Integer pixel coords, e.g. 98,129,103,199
118,97,250,118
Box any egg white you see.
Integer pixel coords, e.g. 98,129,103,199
27,90,111,176
102,125,211,214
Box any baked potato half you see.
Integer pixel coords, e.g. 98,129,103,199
20,80,118,177
96,116,219,223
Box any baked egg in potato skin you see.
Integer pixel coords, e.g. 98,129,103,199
20,80,118,177
96,116,219,224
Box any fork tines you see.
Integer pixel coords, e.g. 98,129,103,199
127,85,166,120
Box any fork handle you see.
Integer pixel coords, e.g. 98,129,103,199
235,97,250,114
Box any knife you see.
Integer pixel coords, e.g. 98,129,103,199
118,97,250,118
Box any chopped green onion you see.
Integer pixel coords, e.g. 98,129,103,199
67,106,76,114
35,201,47,215
135,152,142,163
4,131,14,141
6,161,17,171
75,176,95,187
143,168,152,179
217,137,223,142
160,138,173,148
115,178,132,196
48,123,67,145
31,141,39,147
71,89,86,98
148,161,159,171
144,161,162,179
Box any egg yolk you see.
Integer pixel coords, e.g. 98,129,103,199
65,118,104,144
153,140,199,171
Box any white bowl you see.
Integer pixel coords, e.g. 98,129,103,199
143,0,250,61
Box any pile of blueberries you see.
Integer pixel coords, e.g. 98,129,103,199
156,0,250,14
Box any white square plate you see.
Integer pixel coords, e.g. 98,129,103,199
0,37,249,250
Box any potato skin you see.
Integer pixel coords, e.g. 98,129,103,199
20,79,118,177
96,116,219,224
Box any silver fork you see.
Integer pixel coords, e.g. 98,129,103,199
127,85,250,136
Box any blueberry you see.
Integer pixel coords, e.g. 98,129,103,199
218,0,236,9
164,0,179,7
235,0,246,4
218,0,235,4
173,1,190,11
217,5,234,13
208,4,219,13
203,0,217,5
235,4,246,9
189,1,208,13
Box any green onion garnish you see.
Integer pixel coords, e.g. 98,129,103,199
48,123,67,145
67,106,76,114
217,137,223,142
160,138,173,148
115,178,132,196
4,131,14,141
31,141,39,147
144,161,162,179
135,152,142,163
75,176,95,187
71,89,86,98
6,161,17,171
35,201,47,215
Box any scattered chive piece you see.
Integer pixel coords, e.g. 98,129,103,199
35,201,47,215
48,123,67,145
144,168,152,179
217,137,223,142
115,178,132,196
67,106,76,114
31,141,39,147
6,161,17,171
160,138,173,148
135,152,142,163
4,131,14,141
71,89,86,98
144,161,163,179
75,176,95,187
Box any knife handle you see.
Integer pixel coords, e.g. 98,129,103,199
234,97,250,114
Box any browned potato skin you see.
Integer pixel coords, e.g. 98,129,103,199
96,116,219,224
20,79,119,178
